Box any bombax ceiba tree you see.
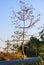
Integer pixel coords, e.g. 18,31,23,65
11,1,40,59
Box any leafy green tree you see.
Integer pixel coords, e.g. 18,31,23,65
25,37,40,56
30,37,40,56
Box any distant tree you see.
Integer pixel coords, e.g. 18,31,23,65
10,44,17,53
12,31,23,46
11,31,23,53
4,40,11,53
11,1,40,59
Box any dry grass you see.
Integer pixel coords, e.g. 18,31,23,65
0,51,27,61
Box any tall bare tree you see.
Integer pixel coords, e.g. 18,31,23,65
11,1,40,59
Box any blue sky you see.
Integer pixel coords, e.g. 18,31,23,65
0,0,44,41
